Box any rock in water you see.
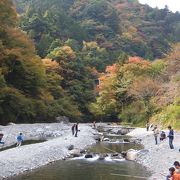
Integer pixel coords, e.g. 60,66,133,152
85,154,93,158
99,154,105,160
99,153,108,160
126,149,139,161
121,151,127,158
70,149,81,157
111,153,119,157
93,135,101,141
120,129,129,135
123,138,130,143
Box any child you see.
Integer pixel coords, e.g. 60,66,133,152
166,167,175,180
160,131,166,141
16,133,23,147
0,133,4,144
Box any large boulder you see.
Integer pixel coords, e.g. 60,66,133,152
126,149,139,161
70,149,81,157
120,129,129,135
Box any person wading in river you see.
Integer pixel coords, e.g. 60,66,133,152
167,125,174,149
153,125,159,145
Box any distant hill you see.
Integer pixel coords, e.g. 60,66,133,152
13,0,180,61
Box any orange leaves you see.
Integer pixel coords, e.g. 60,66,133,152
120,56,151,76
97,64,117,92
61,46,76,60
128,56,150,65
105,64,117,74
42,58,60,73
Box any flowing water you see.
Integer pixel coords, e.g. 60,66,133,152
11,134,150,180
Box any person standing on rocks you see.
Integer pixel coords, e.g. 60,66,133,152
74,123,79,137
153,125,159,145
71,124,75,136
167,125,174,149
167,167,175,180
93,121,96,129
166,163,180,180
174,161,180,174
146,122,149,131
16,133,23,147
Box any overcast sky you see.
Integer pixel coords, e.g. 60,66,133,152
139,0,180,12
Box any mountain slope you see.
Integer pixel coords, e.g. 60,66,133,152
13,0,180,61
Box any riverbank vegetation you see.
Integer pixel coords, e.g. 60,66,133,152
0,0,179,127
90,45,180,128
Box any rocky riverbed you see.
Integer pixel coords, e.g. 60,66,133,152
128,128,180,180
1,123,179,180
0,123,96,179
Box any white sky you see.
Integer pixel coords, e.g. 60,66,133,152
139,0,180,12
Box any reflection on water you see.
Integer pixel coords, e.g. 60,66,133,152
88,135,143,153
11,159,150,180
88,141,143,154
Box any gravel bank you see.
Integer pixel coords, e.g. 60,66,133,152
0,123,96,179
128,128,180,180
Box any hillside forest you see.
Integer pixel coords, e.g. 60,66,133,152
0,0,179,128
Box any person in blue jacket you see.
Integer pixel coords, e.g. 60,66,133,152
167,126,174,149
0,133,4,144
16,133,23,147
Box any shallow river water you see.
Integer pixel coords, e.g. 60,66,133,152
11,135,150,180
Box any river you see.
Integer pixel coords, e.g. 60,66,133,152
11,134,150,180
